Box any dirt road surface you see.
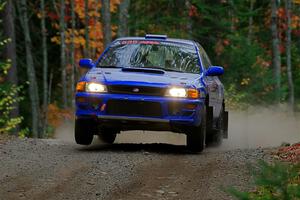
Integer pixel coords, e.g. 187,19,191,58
0,137,268,200
0,110,299,200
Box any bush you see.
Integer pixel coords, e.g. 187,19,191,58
0,84,23,133
228,161,300,200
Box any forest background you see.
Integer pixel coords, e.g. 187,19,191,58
0,0,300,138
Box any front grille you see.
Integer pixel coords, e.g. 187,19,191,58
106,100,162,117
107,85,165,96
76,97,102,110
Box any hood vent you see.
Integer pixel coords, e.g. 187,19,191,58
121,67,165,74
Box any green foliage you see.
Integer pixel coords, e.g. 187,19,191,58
0,60,24,134
221,35,275,106
0,84,23,133
128,0,190,38
18,128,29,138
228,161,300,200
225,84,249,110
293,41,300,102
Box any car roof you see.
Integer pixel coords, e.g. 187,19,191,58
115,36,196,46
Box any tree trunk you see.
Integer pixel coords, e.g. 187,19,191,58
3,0,19,135
84,0,90,57
17,0,40,138
101,0,112,48
60,0,67,109
70,0,75,109
247,0,255,44
285,0,294,111
271,0,281,103
41,0,48,138
117,0,130,37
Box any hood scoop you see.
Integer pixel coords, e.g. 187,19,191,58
121,67,165,74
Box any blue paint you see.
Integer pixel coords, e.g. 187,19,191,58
79,58,94,69
206,66,224,76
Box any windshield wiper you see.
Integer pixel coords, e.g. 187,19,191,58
143,66,184,73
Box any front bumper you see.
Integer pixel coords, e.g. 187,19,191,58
75,92,205,132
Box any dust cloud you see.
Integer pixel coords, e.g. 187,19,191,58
54,107,300,150
221,107,300,150
54,121,75,143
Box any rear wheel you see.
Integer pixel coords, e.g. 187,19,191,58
206,106,225,146
186,107,206,153
98,129,117,144
75,118,95,145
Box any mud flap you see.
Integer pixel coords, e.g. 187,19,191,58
206,106,213,132
223,111,228,139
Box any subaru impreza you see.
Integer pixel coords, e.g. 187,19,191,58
75,34,228,152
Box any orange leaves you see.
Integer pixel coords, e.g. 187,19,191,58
49,0,120,60
291,15,300,29
293,0,300,4
273,143,300,163
277,7,285,19
47,104,73,128
256,56,271,68
51,36,61,44
111,0,121,12
214,39,230,56
73,35,85,46
188,5,198,17
74,0,99,19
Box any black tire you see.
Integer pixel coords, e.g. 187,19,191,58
206,106,224,146
98,129,117,144
75,118,95,145
186,107,206,153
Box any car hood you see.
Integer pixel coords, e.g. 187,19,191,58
83,68,201,87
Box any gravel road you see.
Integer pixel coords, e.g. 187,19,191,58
1,110,298,200
0,135,271,200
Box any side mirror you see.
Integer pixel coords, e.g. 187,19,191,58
205,66,224,76
79,58,94,69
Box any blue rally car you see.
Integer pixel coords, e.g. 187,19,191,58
75,34,228,152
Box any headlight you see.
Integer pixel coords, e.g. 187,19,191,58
85,83,107,93
166,87,199,99
167,87,187,98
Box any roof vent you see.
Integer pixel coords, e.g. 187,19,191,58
145,34,167,40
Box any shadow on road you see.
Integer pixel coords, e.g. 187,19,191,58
77,143,193,155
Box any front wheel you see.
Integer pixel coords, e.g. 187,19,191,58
186,108,206,153
75,118,95,145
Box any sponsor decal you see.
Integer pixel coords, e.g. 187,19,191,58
121,40,160,45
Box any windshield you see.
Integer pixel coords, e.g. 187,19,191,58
97,40,200,73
